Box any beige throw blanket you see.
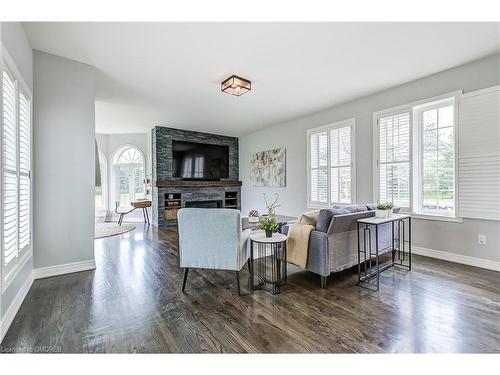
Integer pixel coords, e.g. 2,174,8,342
287,211,319,268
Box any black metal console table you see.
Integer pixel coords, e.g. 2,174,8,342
357,214,411,291
249,232,288,295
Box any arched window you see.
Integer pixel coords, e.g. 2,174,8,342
95,150,107,212
113,146,145,208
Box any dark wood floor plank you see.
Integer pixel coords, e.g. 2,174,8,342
1,224,499,353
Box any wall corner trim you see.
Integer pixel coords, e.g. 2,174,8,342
412,246,500,272
0,271,34,343
33,260,96,280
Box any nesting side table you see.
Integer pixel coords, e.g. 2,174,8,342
249,232,288,295
357,214,412,291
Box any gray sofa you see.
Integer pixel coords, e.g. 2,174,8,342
282,204,396,289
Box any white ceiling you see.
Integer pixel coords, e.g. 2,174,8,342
23,22,500,136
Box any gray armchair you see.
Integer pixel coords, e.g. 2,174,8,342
177,208,252,295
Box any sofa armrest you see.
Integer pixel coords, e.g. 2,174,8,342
306,230,329,276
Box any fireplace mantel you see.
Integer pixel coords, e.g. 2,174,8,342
155,179,242,188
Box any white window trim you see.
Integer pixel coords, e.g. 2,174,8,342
413,96,458,217
307,118,356,209
373,91,462,221
1,47,33,292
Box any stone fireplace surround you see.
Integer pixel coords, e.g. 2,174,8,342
185,200,223,208
152,126,241,227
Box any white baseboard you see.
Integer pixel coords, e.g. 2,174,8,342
33,260,96,280
0,272,33,342
412,246,500,272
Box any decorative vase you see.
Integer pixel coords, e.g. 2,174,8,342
265,230,273,238
375,209,390,219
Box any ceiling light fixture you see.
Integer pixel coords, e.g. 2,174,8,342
221,75,251,96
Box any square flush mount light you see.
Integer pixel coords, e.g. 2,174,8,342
221,75,251,96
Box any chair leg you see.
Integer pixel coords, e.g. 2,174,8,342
144,207,150,225
247,259,253,292
320,275,328,289
235,271,241,296
182,268,189,292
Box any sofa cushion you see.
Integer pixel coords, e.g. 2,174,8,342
330,208,350,215
366,204,376,211
340,204,368,213
316,209,334,232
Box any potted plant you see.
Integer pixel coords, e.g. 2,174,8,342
375,203,394,218
259,217,279,238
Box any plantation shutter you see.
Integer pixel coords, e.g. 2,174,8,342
377,112,411,208
457,86,500,220
19,91,31,249
2,70,18,267
330,124,352,204
310,130,328,203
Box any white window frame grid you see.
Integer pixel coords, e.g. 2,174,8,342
1,47,33,291
413,96,458,217
112,144,146,209
307,118,356,208
373,91,462,222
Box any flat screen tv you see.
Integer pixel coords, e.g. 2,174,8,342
172,140,229,180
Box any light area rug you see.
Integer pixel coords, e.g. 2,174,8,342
95,222,136,239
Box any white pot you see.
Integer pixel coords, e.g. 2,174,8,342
375,209,390,218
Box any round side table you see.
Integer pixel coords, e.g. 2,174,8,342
249,232,288,295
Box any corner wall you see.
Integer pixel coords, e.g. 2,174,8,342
240,53,500,265
33,51,96,270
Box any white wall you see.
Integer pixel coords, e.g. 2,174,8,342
33,51,96,269
0,22,34,340
240,53,500,264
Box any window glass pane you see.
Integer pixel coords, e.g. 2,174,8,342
116,146,145,207
420,100,455,214
95,153,106,209
423,128,437,150
330,125,352,204
134,166,145,200
330,168,339,203
438,105,453,128
422,149,438,209
95,186,103,208
119,166,131,206
423,109,437,131
339,167,351,203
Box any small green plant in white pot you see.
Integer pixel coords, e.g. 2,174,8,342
375,203,394,218
259,217,279,238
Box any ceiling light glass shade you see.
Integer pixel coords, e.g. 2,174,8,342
221,75,251,96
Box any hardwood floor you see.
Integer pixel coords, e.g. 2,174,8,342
1,224,499,353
